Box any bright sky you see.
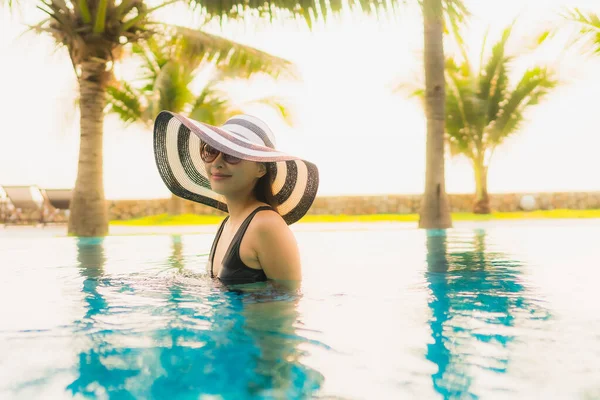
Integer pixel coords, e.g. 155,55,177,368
1,0,599,199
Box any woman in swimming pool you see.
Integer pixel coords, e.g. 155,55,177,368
153,111,319,286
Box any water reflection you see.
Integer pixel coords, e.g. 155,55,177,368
149,235,254,397
67,235,323,399
168,234,184,271
241,289,325,397
425,229,549,399
68,237,139,398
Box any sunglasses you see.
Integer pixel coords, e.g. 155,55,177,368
200,142,242,165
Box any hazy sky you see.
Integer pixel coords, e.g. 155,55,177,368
1,0,599,199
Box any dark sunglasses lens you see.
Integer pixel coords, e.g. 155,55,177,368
201,143,218,162
223,154,242,164
201,143,241,164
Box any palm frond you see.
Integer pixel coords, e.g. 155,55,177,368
76,0,93,24
445,57,477,159
563,8,600,54
106,83,144,125
419,0,469,46
410,88,426,98
488,67,557,145
443,0,470,59
390,76,425,99
172,25,296,79
114,0,140,21
245,95,295,126
108,21,297,130
188,97,233,125
151,61,196,116
443,0,469,23
478,24,512,132
93,0,109,34
563,8,600,32
131,41,163,88
193,0,400,28
188,80,234,125
122,0,179,32
532,29,554,48
0,0,20,8
445,91,473,158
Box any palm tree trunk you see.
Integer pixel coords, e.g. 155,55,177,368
68,61,109,237
419,0,452,229
168,193,183,215
472,159,490,214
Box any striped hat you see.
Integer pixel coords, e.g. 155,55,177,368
153,111,319,225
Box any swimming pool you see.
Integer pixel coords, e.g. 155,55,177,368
1,220,599,399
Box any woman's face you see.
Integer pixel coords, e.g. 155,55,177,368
200,143,265,196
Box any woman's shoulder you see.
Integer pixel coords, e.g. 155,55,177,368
251,206,287,232
247,206,301,279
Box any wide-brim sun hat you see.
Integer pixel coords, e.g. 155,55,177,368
153,111,319,225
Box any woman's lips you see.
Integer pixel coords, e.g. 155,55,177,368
211,174,231,181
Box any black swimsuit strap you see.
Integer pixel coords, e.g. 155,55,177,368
209,206,274,278
209,216,229,278
230,206,274,246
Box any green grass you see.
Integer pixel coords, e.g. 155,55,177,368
111,209,600,226
111,213,226,226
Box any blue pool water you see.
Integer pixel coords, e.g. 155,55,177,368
1,220,599,399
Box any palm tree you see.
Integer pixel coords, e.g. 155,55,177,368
419,0,468,229
420,0,449,229
2,0,404,237
2,0,475,234
106,27,294,215
417,24,557,213
3,1,178,237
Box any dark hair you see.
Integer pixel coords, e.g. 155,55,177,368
254,162,278,212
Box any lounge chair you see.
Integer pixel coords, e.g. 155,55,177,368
44,188,72,210
0,187,9,224
1,185,46,226
42,188,72,223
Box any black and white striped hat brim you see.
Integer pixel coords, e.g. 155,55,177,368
153,111,319,225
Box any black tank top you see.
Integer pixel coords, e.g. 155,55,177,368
208,206,274,285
